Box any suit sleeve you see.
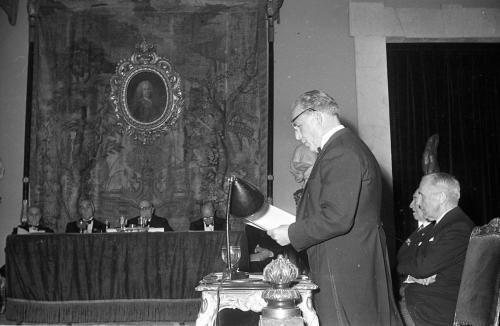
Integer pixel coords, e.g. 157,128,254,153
163,219,173,231
289,148,363,251
95,220,107,232
189,220,200,230
247,225,284,255
126,217,137,227
397,221,471,278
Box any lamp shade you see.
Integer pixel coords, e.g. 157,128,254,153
230,177,267,218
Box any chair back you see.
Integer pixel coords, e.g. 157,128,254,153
453,218,500,326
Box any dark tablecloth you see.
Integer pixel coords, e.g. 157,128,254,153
5,231,248,323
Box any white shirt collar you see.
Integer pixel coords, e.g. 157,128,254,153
86,219,94,233
320,125,345,150
418,220,431,228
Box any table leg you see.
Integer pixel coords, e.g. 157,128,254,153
196,292,218,326
297,291,319,326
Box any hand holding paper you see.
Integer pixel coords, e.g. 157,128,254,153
242,202,294,245
244,204,295,231
267,225,291,246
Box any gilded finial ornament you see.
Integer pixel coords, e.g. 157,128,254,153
261,255,302,319
263,254,299,287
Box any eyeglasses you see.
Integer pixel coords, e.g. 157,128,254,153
140,206,152,210
291,107,316,127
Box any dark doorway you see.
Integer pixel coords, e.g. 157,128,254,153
387,43,500,248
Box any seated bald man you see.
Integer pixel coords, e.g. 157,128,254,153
14,205,54,234
127,200,173,231
189,202,226,231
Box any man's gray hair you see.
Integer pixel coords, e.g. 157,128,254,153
425,172,461,205
78,198,95,213
293,90,339,117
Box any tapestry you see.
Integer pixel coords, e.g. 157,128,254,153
29,0,268,232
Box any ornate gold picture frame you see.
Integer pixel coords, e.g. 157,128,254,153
110,41,184,143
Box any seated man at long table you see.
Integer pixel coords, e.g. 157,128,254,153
126,200,173,231
66,199,107,233
189,201,226,231
15,205,54,234
1,205,53,313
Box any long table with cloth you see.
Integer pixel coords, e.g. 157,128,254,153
4,231,248,324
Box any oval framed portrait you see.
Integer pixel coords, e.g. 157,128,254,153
125,70,168,124
110,41,184,143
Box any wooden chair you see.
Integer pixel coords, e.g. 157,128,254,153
453,218,500,326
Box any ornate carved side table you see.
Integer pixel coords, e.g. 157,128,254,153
195,274,319,326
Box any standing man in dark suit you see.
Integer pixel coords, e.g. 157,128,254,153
66,199,107,233
397,173,474,326
127,200,173,231
268,90,402,326
189,202,225,231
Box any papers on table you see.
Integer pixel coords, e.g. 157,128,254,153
16,227,46,234
105,227,164,233
244,204,296,231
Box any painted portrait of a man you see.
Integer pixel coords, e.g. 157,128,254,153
126,71,167,123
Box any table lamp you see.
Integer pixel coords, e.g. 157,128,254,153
224,176,269,280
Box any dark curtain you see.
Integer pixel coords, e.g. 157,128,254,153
29,0,268,232
388,43,500,247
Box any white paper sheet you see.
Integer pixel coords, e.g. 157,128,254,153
244,204,296,231
148,227,164,232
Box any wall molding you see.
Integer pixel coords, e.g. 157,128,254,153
349,2,500,185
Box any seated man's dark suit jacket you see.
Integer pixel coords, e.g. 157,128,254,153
245,225,309,274
189,217,226,231
397,207,474,326
126,215,173,231
65,218,107,233
397,222,435,287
